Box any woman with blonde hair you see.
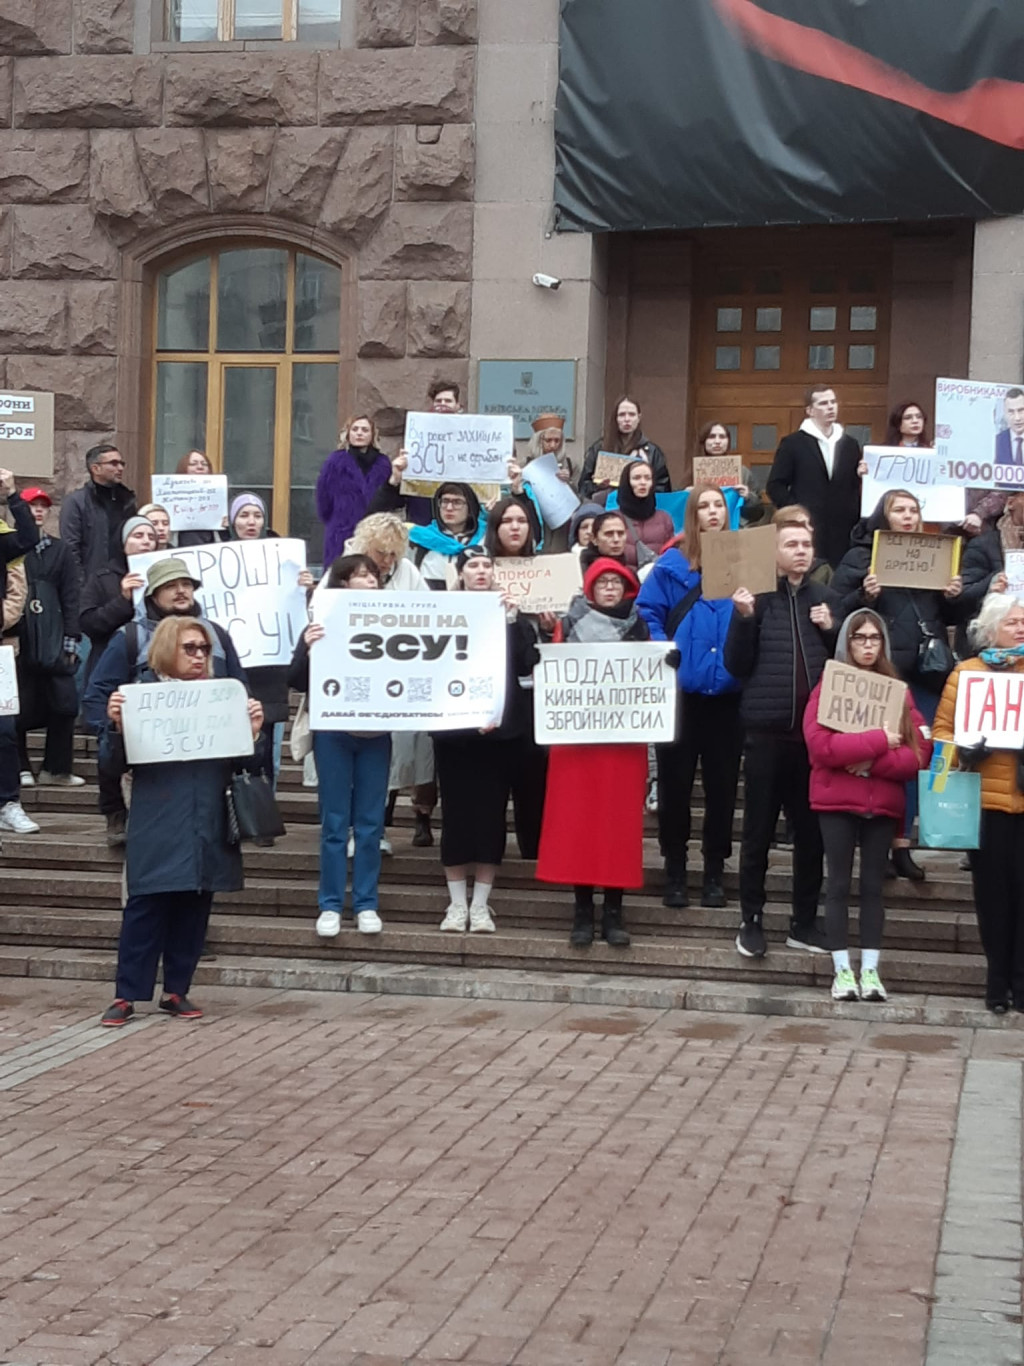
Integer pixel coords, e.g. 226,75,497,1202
99,616,263,1027
316,414,391,564
138,501,173,550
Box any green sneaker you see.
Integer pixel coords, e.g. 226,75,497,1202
859,967,887,1002
831,967,859,1002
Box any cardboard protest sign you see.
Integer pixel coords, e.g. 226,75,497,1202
592,451,635,487
869,531,962,590
859,446,964,522
534,643,677,745
493,554,582,615
129,539,308,668
816,659,907,735
1005,551,1024,595
520,454,579,528
693,454,742,488
954,670,1024,749
700,524,777,600
150,473,228,532
401,412,513,490
120,678,254,764
0,391,55,477
0,644,18,715
935,377,1024,492
310,590,507,732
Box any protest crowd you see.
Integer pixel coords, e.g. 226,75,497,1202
8,379,1024,1026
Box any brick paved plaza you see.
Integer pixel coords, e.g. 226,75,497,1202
1,979,1021,1366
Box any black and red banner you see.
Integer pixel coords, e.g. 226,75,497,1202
554,0,1024,231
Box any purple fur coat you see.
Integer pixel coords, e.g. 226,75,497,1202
316,445,392,564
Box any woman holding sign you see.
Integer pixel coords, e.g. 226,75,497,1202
803,611,930,1003
580,395,671,501
99,617,264,1026
832,490,964,880
933,593,1024,1013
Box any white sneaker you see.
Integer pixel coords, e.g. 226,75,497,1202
346,833,355,858
38,770,85,787
645,781,659,813
19,770,34,787
379,835,393,855
316,910,341,938
439,902,469,932
0,802,39,834
469,904,496,933
356,910,383,934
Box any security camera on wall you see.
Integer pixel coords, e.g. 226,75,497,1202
532,273,562,290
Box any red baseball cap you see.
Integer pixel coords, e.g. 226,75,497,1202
20,487,51,506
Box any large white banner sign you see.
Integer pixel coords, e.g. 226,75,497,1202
310,591,507,732
935,377,1024,491
0,644,18,715
402,411,513,486
150,473,228,531
534,642,677,745
954,669,1024,750
129,539,308,668
120,678,254,764
859,446,964,522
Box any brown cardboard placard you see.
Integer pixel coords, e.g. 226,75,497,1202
593,450,635,487
700,524,777,600
0,391,54,478
870,531,962,589
816,658,908,734
693,454,743,487
493,553,583,615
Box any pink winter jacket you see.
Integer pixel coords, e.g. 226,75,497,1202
802,681,932,820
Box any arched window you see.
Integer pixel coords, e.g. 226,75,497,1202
153,245,342,556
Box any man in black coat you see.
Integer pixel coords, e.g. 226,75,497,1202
59,443,137,586
724,520,839,959
767,386,864,569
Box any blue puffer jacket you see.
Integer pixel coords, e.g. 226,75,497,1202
636,548,738,695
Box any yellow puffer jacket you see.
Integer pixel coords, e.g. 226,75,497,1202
933,658,1024,814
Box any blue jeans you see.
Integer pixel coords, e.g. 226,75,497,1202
905,684,939,838
314,730,391,914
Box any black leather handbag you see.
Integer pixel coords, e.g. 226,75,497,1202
225,771,285,844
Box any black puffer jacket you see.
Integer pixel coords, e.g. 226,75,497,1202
724,577,839,734
956,528,1004,656
831,503,967,681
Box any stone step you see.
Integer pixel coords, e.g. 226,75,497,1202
0,904,988,995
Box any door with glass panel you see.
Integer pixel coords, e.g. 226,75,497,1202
153,245,342,564
691,230,892,490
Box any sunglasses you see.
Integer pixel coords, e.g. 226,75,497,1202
182,642,212,658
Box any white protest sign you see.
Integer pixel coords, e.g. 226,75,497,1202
129,539,308,668
954,669,1024,749
120,678,254,764
0,644,18,715
1005,551,1024,595
521,454,579,528
310,590,507,732
493,553,582,614
935,378,1024,492
402,411,513,487
150,474,228,532
860,446,964,522
534,642,677,745
0,390,54,476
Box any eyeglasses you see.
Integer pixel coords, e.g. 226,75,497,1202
440,498,467,509
98,459,125,468
850,633,883,644
182,642,212,658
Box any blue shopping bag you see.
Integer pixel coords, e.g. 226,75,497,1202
917,769,981,850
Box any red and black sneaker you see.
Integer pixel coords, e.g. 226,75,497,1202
158,993,203,1019
100,999,134,1028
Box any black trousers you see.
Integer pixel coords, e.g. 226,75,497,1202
435,735,516,867
574,885,623,907
969,810,1024,1005
819,811,896,952
657,691,742,868
16,667,78,777
0,716,19,804
739,734,823,929
97,743,127,817
114,890,214,1001
510,738,548,861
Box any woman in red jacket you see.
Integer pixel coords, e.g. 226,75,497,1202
802,609,931,1003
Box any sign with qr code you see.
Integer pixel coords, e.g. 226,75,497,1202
309,590,508,732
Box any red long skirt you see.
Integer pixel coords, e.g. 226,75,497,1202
535,743,647,889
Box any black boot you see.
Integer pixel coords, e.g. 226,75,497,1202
384,789,397,826
891,846,925,882
662,857,688,908
412,811,433,847
570,895,594,947
701,863,727,909
601,892,631,948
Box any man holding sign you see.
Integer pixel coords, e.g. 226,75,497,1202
725,518,839,958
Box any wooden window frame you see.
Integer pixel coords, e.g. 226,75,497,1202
166,0,301,43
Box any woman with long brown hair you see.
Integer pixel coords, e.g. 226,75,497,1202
802,609,931,1003
580,394,671,500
